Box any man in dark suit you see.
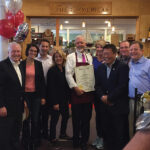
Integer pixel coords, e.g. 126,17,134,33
95,44,129,150
0,42,25,150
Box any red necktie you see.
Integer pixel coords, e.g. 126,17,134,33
82,54,86,63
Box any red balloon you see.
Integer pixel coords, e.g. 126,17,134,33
14,10,24,28
6,10,24,28
0,19,16,39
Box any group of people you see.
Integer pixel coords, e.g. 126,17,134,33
0,35,150,150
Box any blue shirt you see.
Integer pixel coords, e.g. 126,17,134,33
93,57,102,75
129,56,150,98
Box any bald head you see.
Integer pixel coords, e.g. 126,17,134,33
8,42,21,62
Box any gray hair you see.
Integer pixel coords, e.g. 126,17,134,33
8,42,21,52
75,35,86,43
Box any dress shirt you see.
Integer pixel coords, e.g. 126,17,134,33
129,56,150,98
10,59,22,86
36,54,53,80
65,50,93,88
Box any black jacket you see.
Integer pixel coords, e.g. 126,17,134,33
0,58,25,116
95,59,129,115
47,65,71,107
20,59,46,99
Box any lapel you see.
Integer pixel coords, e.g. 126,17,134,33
5,58,22,87
108,59,118,81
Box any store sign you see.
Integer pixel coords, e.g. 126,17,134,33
50,2,112,16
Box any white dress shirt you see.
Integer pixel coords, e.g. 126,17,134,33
65,50,93,88
10,59,22,86
36,54,53,81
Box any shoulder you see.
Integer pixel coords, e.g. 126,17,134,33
34,59,42,65
67,52,75,59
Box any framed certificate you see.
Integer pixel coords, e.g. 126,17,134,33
75,65,95,92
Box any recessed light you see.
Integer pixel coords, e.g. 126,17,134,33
64,21,69,24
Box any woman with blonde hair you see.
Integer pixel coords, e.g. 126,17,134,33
47,50,71,142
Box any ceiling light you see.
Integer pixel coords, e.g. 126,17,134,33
105,21,109,24
112,26,115,32
64,21,69,24
82,21,86,28
60,24,63,30
108,22,111,27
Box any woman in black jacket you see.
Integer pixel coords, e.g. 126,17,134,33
47,50,71,142
21,43,46,150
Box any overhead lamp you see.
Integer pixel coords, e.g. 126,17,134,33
108,22,111,27
64,21,69,24
105,21,109,24
82,21,86,28
112,26,115,32
60,24,63,30
102,8,108,14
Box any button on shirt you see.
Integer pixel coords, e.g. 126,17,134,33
65,50,93,88
129,56,150,98
36,54,53,81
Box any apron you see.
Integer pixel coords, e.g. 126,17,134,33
71,52,94,104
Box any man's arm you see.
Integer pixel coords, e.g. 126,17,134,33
0,63,7,117
123,131,150,150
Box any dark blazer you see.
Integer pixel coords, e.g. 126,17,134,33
0,58,25,116
95,59,129,115
20,59,46,99
47,65,71,107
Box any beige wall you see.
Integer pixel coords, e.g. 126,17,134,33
22,0,150,57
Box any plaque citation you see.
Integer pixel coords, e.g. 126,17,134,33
75,65,95,92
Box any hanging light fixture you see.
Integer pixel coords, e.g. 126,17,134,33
82,21,86,28
60,24,63,30
112,26,115,32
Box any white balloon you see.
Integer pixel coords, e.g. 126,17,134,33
5,0,23,15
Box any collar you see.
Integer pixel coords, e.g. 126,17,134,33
9,58,20,65
105,59,116,68
131,56,146,64
37,53,51,60
76,49,85,56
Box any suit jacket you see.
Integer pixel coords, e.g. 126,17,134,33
95,59,129,115
20,59,46,99
47,65,71,107
0,58,25,116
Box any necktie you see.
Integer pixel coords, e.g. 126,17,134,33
82,54,86,63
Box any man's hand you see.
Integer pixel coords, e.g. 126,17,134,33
74,87,84,96
41,98,46,105
0,107,7,117
101,95,113,106
101,95,108,104
24,101,27,108
53,104,59,111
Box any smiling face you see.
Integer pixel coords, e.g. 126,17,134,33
39,41,49,57
75,36,86,53
54,52,63,66
28,46,38,59
130,43,143,62
103,48,116,66
8,43,21,63
120,41,130,57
